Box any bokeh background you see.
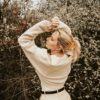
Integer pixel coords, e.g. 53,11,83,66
0,0,100,100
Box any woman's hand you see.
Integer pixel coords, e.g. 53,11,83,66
46,17,60,32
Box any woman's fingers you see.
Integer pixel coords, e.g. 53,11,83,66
51,21,59,28
47,22,52,29
46,19,59,32
52,23,59,27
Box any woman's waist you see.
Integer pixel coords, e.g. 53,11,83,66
41,82,65,91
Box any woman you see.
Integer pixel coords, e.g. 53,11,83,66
18,17,81,100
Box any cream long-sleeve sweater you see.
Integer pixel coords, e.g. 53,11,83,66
18,19,73,91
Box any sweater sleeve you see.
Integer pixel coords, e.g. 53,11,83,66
18,20,50,70
18,20,49,55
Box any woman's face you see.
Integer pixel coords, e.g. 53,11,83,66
46,32,60,50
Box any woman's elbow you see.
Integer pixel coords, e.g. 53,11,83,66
18,36,22,44
18,36,25,47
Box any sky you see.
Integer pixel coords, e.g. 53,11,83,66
31,0,47,9
0,0,47,10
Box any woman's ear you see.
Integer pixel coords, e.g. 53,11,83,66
59,45,62,49
59,45,64,51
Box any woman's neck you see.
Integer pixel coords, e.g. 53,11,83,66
51,49,64,57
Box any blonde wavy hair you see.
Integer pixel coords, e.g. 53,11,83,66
56,29,81,63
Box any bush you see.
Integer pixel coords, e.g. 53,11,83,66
0,0,100,100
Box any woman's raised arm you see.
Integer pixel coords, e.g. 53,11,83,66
18,17,72,55
51,16,72,35
18,20,49,49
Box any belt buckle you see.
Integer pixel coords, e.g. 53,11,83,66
44,91,46,94
57,89,59,93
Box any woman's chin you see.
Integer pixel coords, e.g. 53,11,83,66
45,44,48,48
46,45,49,49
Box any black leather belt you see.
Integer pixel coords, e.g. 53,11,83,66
41,87,65,94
